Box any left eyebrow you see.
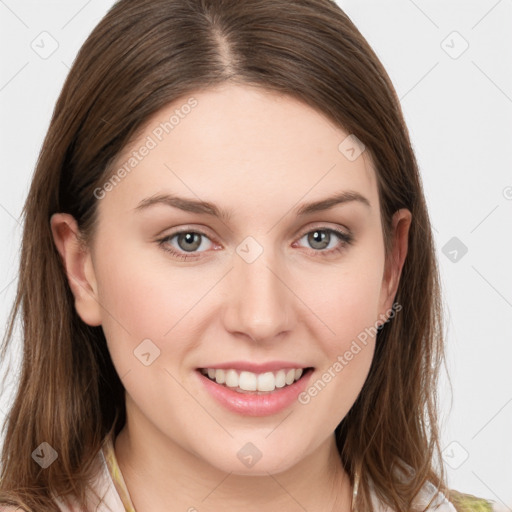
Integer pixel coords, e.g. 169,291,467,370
295,191,371,215
133,190,371,221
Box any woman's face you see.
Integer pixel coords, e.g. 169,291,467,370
53,83,410,475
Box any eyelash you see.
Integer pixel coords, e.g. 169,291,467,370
156,226,353,261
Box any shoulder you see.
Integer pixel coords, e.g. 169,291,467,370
418,484,501,512
0,438,122,512
369,478,500,512
385,462,502,512
422,485,501,512
447,489,503,512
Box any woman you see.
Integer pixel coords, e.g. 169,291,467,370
0,0,498,510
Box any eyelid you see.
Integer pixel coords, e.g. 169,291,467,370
295,221,351,239
293,224,353,254
158,226,217,249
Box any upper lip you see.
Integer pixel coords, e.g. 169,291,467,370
197,361,313,373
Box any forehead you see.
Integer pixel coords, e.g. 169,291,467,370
98,83,378,219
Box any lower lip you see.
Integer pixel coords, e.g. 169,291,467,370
196,368,314,417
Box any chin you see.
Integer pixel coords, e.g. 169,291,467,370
202,447,302,476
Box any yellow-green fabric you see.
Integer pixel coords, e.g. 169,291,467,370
102,435,137,512
449,490,496,512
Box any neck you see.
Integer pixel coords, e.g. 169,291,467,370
114,411,353,512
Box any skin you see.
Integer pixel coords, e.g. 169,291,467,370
51,83,411,512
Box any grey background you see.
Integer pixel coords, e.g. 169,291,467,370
1,0,511,507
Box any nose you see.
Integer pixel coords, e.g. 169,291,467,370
222,244,293,343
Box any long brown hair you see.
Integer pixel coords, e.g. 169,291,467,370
0,0,448,510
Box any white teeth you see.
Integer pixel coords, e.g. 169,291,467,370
285,369,295,385
215,369,226,384
239,371,257,391
258,372,275,392
201,367,307,392
225,369,238,388
275,370,286,388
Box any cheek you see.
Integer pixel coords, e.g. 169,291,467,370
296,265,382,426
96,257,166,335
92,242,182,368
328,275,382,345
95,237,204,333
93,238,223,379
303,276,379,402
301,247,385,354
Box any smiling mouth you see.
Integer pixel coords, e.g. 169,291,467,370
197,367,314,394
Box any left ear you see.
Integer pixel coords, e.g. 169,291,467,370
377,208,412,324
